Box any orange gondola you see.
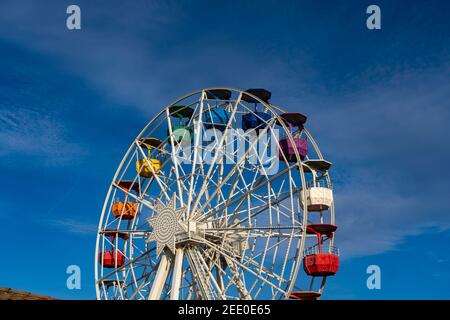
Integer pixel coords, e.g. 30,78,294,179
112,202,137,220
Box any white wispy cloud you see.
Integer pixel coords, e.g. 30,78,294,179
0,107,84,165
0,0,302,113
46,218,97,235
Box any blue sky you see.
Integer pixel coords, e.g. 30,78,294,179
0,0,449,299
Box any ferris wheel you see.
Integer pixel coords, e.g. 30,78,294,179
95,88,339,300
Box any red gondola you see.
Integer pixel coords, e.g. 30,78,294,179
98,251,125,268
303,224,339,277
303,252,339,277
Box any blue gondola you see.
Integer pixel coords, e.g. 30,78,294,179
242,111,271,132
203,109,231,131
241,88,272,133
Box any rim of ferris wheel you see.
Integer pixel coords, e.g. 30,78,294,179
205,89,232,100
302,159,332,173
95,87,337,300
241,88,272,103
115,180,140,193
289,291,321,300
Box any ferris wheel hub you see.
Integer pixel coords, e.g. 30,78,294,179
146,195,185,255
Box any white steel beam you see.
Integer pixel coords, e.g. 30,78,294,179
170,249,184,300
148,253,171,300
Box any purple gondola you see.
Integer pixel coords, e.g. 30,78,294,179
277,112,308,162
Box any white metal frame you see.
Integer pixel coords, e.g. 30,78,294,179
94,87,335,300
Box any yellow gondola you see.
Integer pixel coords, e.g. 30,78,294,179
135,138,162,178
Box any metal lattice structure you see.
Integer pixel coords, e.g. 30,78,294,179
95,88,338,300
